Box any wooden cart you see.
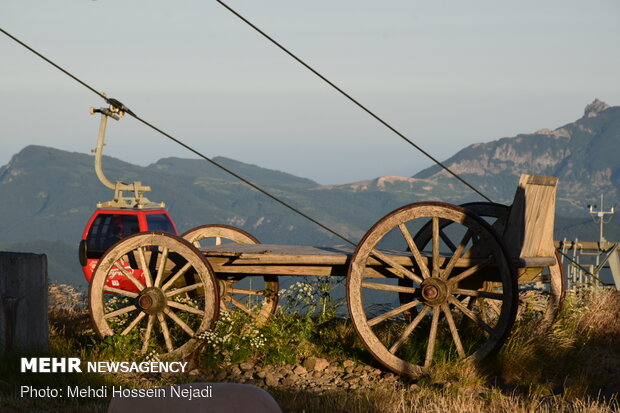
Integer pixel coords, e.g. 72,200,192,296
89,173,565,378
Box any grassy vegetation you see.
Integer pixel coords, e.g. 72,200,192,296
1,284,619,412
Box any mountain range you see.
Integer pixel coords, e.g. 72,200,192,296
1,99,618,288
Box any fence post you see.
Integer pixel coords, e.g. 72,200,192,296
0,252,49,356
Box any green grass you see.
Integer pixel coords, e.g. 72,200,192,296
1,284,619,412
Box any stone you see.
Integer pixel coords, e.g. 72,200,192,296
239,362,254,371
383,372,396,381
265,375,280,387
293,366,307,375
303,357,330,372
342,360,355,369
281,375,299,387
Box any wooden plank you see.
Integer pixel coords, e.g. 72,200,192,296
0,252,49,355
205,250,549,280
503,174,558,260
516,257,556,268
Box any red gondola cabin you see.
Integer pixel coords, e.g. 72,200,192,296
79,209,178,289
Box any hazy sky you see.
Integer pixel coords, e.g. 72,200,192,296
2,0,619,184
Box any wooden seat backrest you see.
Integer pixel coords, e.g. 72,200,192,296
502,174,559,260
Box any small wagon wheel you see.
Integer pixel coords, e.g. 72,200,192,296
182,225,278,325
347,202,518,379
89,232,219,359
413,202,566,323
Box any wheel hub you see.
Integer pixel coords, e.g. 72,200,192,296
420,278,448,306
137,287,167,315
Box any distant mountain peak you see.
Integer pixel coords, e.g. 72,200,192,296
583,99,610,118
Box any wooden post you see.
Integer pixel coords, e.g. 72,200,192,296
0,252,49,355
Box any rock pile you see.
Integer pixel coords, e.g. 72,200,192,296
190,358,407,392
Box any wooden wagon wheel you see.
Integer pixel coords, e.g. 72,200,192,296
413,202,566,323
347,202,518,379
182,225,278,325
89,232,219,359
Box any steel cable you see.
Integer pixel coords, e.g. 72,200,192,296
215,0,492,203
2,14,493,245
1,27,357,246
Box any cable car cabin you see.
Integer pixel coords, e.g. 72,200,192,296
79,209,177,289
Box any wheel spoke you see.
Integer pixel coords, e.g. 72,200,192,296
161,262,192,291
113,262,145,291
431,218,442,278
121,311,146,336
104,304,137,320
449,295,496,336
153,247,169,288
228,287,267,296
368,300,421,327
140,315,155,354
361,281,417,293
167,300,204,316
439,229,458,252
424,308,440,367
165,282,204,298
215,236,222,246
157,313,174,352
229,296,254,316
399,224,431,279
103,286,139,298
135,247,153,288
389,306,431,354
371,249,423,284
441,302,465,357
486,298,502,316
441,229,473,280
163,308,195,337
346,203,517,379
447,256,494,285
452,287,504,300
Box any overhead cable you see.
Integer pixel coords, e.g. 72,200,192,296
215,0,492,203
0,27,357,246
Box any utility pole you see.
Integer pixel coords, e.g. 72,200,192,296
587,194,616,243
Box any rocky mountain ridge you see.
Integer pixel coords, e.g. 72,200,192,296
324,100,619,216
1,100,618,287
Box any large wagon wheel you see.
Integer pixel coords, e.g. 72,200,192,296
182,225,278,325
89,232,219,359
347,202,518,379
413,202,566,323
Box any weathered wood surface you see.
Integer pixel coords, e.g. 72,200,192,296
181,224,278,325
0,252,48,355
202,243,554,278
503,174,558,262
90,233,219,359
